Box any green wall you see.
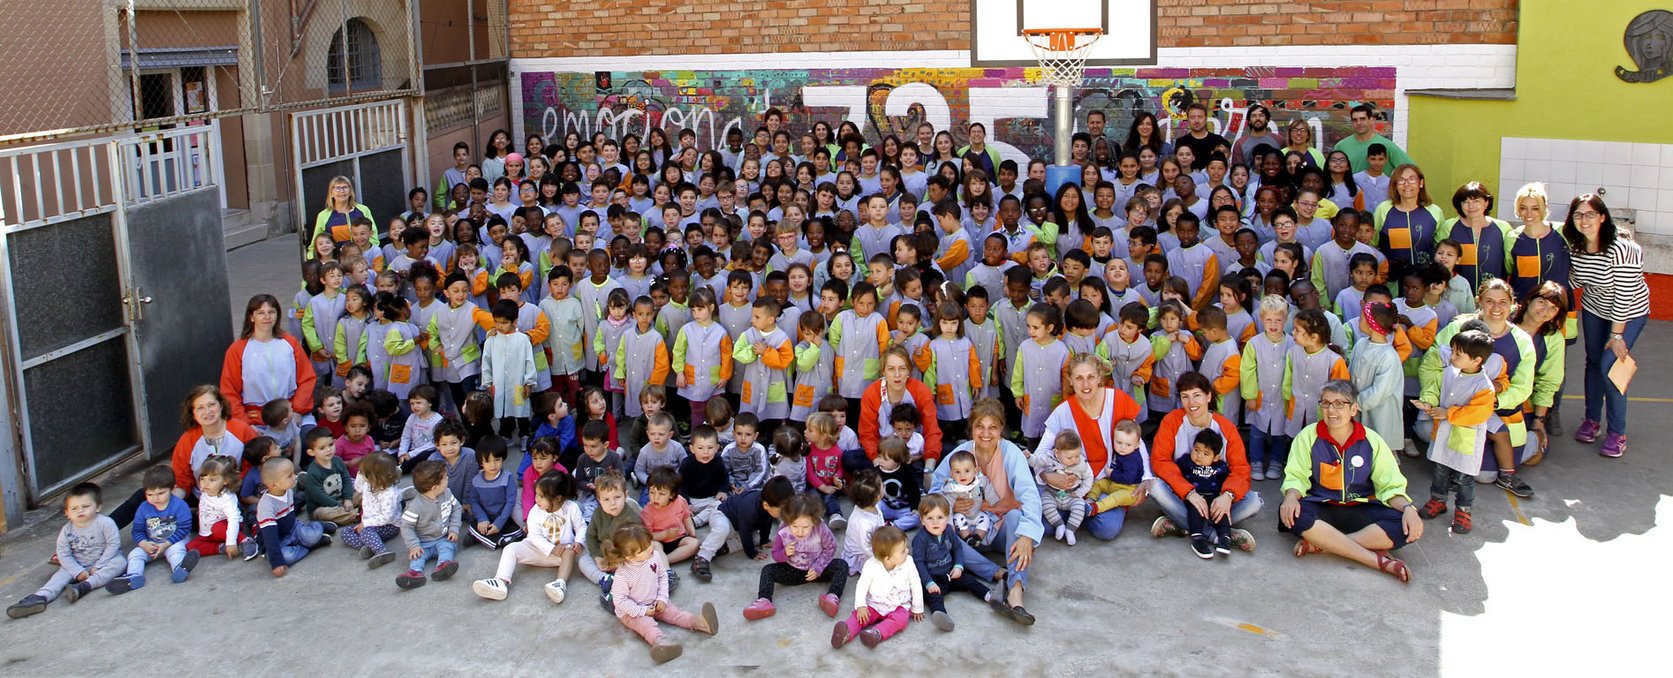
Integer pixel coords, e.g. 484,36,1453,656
1407,2,1673,218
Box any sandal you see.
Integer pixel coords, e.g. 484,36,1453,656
1293,539,1323,558
1375,552,1410,583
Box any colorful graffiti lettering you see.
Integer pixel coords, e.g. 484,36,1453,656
519,67,1396,166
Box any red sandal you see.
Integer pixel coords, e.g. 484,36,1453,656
1293,539,1323,558
1375,552,1410,583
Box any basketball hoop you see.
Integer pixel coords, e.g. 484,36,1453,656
1021,28,1103,88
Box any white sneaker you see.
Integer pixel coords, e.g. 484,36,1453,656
828,514,847,531
472,578,508,601
1402,440,1422,458
1250,466,1266,481
1054,524,1066,541
544,579,567,604
1267,461,1285,479
1064,529,1077,547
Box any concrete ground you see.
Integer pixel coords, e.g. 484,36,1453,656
0,235,1666,675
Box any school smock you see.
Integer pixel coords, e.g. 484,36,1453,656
1435,217,1516,294
374,321,425,399
1201,338,1244,422
1393,300,1440,396
614,327,671,418
858,378,943,463
1507,224,1573,304
1165,242,1221,309
1421,316,1537,450
1010,338,1072,438
425,302,494,382
539,295,587,377
829,309,889,399
1147,331,1203,413
1280,421,1410,507
716,301,755,393
572,276,623,371
511,301,553,391
1310,241,1387,302
923,336,981,422
593,315,634,392
221,334,316,424
1239,331,1292,437
301,289,346,360
1349,337,1405,449
937,228,977,285
963,315,1004,401
994,299,1031,390
850,222,903,262
1098,332,1156,422
790,338,835,422
332,312,372,378
482,331,538,419
732,326,794,420
673,320,733,403
1150,410,1252,502
1373,202,1444,273
1282,344,1351,437
1062,330,1099,359
1425,363,1498,476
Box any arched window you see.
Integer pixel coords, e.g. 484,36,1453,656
327,18,381,94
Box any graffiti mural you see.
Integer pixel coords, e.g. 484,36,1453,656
518,66,1397,166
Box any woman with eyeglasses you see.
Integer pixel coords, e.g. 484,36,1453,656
1372,163,1444,283
1563,195,1647,458
1278,379,1422,583
309,176,373,257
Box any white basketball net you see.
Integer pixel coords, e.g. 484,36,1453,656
1024,30,1103,88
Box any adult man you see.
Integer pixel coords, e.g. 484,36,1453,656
1333,104,1414,173
958,122,1001,179
1175,103,1229,171
1087,110,1110,144
1233,103,1284,167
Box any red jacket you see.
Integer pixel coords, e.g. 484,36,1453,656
170,418,261,494
220,335,317,424
859,378,944,462
1150,409,1252,501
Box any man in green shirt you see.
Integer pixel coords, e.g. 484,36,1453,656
1333,104,1414,173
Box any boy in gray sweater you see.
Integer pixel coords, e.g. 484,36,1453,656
396,459,463,589
8,482,124,618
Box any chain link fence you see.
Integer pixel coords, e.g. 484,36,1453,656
0,0,419,144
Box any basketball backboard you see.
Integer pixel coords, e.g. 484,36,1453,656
971,0,1156,67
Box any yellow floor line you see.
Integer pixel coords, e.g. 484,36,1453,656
1237,623,1280,637
1561,395,1673,403
1505,493,1532,526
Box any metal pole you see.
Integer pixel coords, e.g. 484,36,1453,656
1053,85,1072,168
468,0,480,153
127,1,142,126
250,0,267,110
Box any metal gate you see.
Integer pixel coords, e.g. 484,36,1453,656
292,99,410,241
0,127,232,518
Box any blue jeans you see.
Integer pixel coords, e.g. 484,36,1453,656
1085,506,1129,541
1582,310,1646,436
879,502,920,531
819,489,843,518
409,538,458,571
272,520,327,568
974,509,1029,590
1247,429,1290,469
1150,488,1265,528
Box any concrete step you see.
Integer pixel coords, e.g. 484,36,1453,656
222,208,268,251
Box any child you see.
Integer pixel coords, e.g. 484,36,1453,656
912,494,1003,632
635,412,687,487
1285,308,1352,443
675,287,734,429
1098,303,1156,421
433,420,481,514
332,286,374,385
720,412,769,493
830,281,889,416
1431,238,1477,317
733,297,795,432
7,483,123,617
1242,295,1295,480
256,399,302,463
576,250,625,388
790,312,835,426
831,526,923,649
1334,253,1380,321
574,420,631,521
1196,305,1243,422
370,293,425,401
482,300,539,439
873,438,922,530
1011,303,1071,444
106,466,196,594
339,452,403,569
476,469,585,603
1148,300,1203,416
1311,210,1385,302
691,473,795,581
254,457,331,577
603,524,720,663
803,412,849,528
1395,270,1442,455
184,457,255,560
939,450,1000,545
1183,429,1233,558
1031,431,1094,545
677,425,730,527
596,289,635,418
1351,301,1407,450
642,466,701,563
616,296,672,420
768,425,808,493
396,459,464,588
397,384,444,473
426,272,494,413
1413,329,1500,535
540,265,587,406
820,393,864,454
467,442,524,549
1087,420,1152,517
622,386,666,465
962,285,1003,403
299,426,358,526
888,406,927,463
335,403,377,473
1063,299,1102,357
302,262,347,383
841,470,887,574
742,493,848,621
717,271,757,406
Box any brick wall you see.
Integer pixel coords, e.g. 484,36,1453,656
509,0,1519,58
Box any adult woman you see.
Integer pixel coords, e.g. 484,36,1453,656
1435,182,1515,293
855,346,944,474
309,176,373,253
1279,380,1422,582
480,128,513,184
1051,182,1096,257
1149,372,1263,547
1420,279,1538,496
932,398,1042,625
220,294,316,426
1508,183,1573,306
1282,119,1323,168
1372,163,1443,282
1512,282,1569,465
1565,194,1648,458
812,120,838,166
1122,111,1171,157
169,385,260,497
1034,355,1145,540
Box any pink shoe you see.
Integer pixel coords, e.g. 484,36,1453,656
1574,418,1601,444
1600,432,1626,458
742,598,776,621
818,593,840,618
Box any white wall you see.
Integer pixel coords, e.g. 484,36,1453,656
1500,136,1673,272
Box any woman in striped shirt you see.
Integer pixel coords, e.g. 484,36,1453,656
1564,195,1648,458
